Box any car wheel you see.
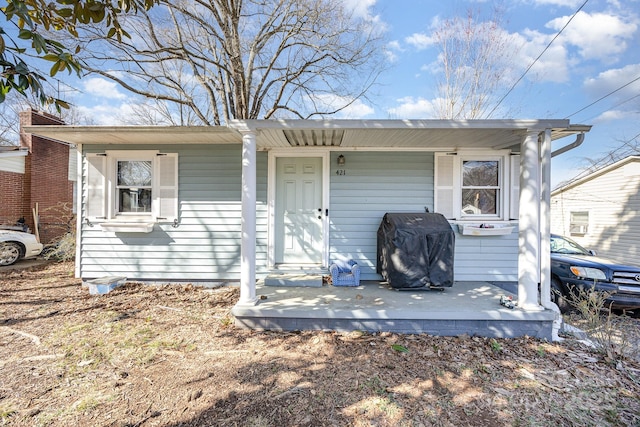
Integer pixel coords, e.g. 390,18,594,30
0,242,22,266
551,277,571,313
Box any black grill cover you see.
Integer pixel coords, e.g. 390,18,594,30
377,213,455,289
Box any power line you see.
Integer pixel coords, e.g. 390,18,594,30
579,92,640,123
488,0,589,117
564,74,640,119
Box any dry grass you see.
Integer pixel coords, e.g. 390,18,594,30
1,261,639,426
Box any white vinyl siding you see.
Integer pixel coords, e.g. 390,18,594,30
0,156,26,174
551,157,640,266
80,145,268,281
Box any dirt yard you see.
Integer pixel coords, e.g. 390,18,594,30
1,261,639,427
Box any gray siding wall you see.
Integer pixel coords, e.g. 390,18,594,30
328,151,519,281
80,144,268,282
453,231,518,281
551,160,640,265
329,152,434,280
81,146,519,283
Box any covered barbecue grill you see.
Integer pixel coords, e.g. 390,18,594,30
377,212,455,289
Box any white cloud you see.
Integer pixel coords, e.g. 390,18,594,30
546,11,638,63
405,33,435,51
77,103,136,125
385,40,402,63
583,63,640,105
530,0,583,7
387,40,402,52
342,0,387,31
337,99,376,119
592,109,638,123
309,94,375,119
387,97,436,119
516,29,573,83
81,77,127,100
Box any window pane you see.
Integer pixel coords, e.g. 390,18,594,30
118,161,152,186
462,189,497,215
463,161,498,186
570,211,589,235
119,188,152,213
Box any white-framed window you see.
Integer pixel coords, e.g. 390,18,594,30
116,158,153,214
85,150,178,223
569,211,589,235
435,150,518,221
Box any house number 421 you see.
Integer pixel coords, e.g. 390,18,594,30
336,169,346,175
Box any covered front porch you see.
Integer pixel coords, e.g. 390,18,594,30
231,280,556,340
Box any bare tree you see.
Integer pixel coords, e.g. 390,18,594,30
431,6,521,119
75,0,386,125
0,92,37,146
0,90,96,147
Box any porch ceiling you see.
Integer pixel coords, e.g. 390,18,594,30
250,120,592,151
24,119,591,151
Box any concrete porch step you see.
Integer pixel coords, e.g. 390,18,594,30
264,274,324,287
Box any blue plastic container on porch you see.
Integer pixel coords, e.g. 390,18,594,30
329,260,361,287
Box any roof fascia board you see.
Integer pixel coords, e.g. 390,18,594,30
23,125,241,145
0,149,29,158
231,119,571,132
551,155,640,195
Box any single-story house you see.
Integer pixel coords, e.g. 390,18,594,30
26,119,591,339
551,155,640,265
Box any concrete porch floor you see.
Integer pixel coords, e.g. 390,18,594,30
231,281,557,340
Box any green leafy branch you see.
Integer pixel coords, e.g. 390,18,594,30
1,0,157,110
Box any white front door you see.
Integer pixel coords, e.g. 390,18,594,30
275,157,323,264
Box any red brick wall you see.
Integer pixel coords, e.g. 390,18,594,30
27,132,75,243
0,170,27,226
0,109,74,244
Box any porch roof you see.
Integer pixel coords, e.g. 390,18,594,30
24,119,591,151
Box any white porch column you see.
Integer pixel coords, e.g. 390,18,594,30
518,131,543,310
239,130,258,305
540,129,553,308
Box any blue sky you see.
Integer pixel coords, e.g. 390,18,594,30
62,0,640,188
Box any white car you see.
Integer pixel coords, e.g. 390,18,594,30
0,230,44,266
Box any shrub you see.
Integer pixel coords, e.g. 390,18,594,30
43,231,76,262
564,285,638,363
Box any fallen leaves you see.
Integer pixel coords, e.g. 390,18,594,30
1,261,639,427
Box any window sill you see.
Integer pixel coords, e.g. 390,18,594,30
457,223,514,236
100,222,155,233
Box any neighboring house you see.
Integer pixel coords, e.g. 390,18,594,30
0,110,76,244
551,155,640,266
26,119,590,337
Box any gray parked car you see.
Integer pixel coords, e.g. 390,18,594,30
0,230,44,266
551,234,640,312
